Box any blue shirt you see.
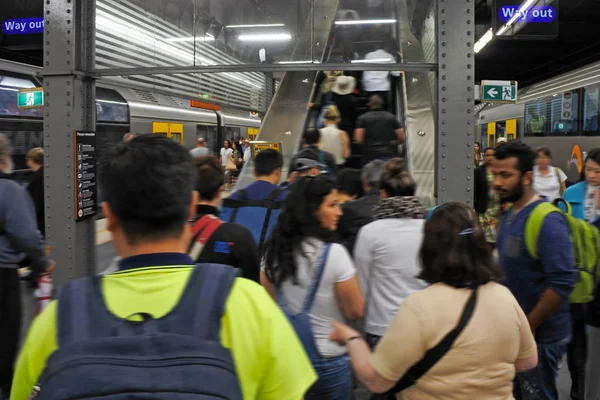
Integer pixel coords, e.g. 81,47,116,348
227,180,288,202
497,200,575,344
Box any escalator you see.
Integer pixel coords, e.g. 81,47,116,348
235,0,408,189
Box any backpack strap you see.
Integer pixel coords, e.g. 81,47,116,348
257,187,286,250
188,215,223,260
524,202,561,259
57,276,110,346
276,244,332,314
393,287,478,393
176,264,239,341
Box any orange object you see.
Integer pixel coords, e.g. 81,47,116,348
190,100,220,111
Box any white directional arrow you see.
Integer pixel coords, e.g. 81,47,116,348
487,88,498,98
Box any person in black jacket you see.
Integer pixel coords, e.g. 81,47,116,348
25,148,45,237
338,159,385,253
191,156,260,282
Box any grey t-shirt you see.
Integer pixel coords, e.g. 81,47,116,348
189,147,210,158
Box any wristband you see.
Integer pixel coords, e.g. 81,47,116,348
345,335,362,345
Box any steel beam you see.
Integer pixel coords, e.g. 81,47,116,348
91,62,438,77
436,0,475,205
44,0,97,285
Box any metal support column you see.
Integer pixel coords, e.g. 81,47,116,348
436,0,475,205
44,0,97,285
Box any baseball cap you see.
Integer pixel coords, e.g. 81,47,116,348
292,158,325,173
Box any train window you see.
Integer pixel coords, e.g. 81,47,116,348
549,91,578,135
0,73,43,119
196,125,218,154
524,99,549,136
480,124,489,149
583,85,600,135
96,88,129,123
224,127,240,143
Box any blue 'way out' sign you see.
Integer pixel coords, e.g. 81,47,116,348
2,17,44,35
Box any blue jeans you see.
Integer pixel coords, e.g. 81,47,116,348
305,354,353,400
513,337,569,400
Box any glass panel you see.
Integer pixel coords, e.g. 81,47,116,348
0,72,43,118
524,99,549,136
480,123,489,149
583,85,600,135
96,87,129,123
196,125,219,155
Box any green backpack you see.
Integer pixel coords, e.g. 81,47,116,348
525,199,600,304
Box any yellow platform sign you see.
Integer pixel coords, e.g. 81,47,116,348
252,142,281,157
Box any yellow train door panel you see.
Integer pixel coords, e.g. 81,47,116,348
487,122,496,146
152,122,184,144
506,119,517,141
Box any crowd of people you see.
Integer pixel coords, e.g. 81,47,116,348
1,131,600,400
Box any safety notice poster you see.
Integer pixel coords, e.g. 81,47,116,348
74,131,97,222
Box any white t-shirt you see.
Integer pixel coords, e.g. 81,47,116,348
354,219,428,336
533,165,566,202
276,238,356,357
362,50,400,92
220,147,233,166
585,184,600,223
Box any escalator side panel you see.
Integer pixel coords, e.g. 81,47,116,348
395,0,436,207
235,0,340,190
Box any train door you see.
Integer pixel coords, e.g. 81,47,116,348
152,122,184,144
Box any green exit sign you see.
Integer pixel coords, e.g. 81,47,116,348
481,80,518,103
17,88,44,108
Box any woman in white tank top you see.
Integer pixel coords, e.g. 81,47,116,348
320,106,350,167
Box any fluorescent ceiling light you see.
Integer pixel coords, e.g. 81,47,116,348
335,19,396,25
97,99,128,106
278,60,320,64
0,76,35,88
238,33,292,42
0,87,19,92
350,58,393,63
226,23,285,28
166,35,215,42
474,28,493,53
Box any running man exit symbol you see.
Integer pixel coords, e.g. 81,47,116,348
25,92,34,106
481,80,518,103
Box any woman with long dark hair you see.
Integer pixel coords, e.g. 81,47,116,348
330,202,537,400
261,175,364,400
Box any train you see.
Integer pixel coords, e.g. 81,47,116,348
0,58,262,175
476,61,600,182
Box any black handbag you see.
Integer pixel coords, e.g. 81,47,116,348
392,287,479,393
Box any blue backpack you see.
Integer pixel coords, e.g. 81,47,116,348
220,187,285,250
33,264,243,400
